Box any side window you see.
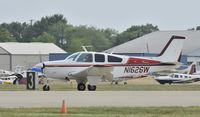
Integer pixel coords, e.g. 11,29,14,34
95,54,105,62
77,53,93,62
108,55,122,62
184,76,188,78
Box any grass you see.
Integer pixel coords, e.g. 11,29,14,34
1,78,200,91
1,83,200,91
0,107,200,117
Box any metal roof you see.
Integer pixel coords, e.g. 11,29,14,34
105,30,200,56
0,43,66,55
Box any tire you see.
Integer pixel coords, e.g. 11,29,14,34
13,79,19,85
124,82,127,85
87,85,96,91
43,85,50,91
77,83,86,91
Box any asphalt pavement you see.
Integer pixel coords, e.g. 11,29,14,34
0,91,200,108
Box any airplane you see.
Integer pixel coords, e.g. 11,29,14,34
0,69,18,84
154,62,200,84
0,76,18,84
0,69,14,77
34,35,185,91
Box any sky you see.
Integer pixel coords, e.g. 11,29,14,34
0,0,199,32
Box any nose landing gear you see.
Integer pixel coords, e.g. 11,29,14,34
43,77,50,91
43,84,50,91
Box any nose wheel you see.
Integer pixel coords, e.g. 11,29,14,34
43,85,50,91
43,77,50,91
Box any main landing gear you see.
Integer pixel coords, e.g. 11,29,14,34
87,84,96,91
77,83,96,91
77,83,86,91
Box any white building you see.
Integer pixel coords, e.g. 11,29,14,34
0,43,66,71
105,30,200,65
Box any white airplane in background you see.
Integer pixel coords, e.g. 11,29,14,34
0,69,14,77
0,69,18,84
35,35,185,91
154,62,200,84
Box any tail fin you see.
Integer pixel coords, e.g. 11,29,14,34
187,62,196,74
155,35,185,62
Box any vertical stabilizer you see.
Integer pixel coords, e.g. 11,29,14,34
187,62,196,75
155,35,185,62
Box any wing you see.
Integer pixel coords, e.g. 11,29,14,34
69,65,113,85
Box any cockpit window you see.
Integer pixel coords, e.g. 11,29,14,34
108,55,122,62
174,75,179,78
67,53,80,61
77,53,93,62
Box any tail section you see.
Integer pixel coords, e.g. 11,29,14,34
155,35,185,62
187,62,196,75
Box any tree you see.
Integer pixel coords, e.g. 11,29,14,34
0,28,16,42
67,37,91,52
0,14,160,52
187,28,195,31
0,22,29,42
32,32,56,43
64,25,112,52
32,14,67,38
114,24,159,46
196,26,200,30
48,21,69,46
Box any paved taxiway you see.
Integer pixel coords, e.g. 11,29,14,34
0,91,200,108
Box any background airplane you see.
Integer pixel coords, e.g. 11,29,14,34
154,62,200,84
35,35,185,91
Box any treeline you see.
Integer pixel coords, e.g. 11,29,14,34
0,14,159,52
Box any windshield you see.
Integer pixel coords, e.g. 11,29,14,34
77,53,93,62
66,52,80,61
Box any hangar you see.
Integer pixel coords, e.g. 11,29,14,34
105,30,200,68
0,43,66,71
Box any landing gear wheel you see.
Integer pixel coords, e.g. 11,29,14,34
77,83,86,91
43,85,50,91
87,85,96,91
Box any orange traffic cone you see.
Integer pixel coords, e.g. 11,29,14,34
61,100,67,114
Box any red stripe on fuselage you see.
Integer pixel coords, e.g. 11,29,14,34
44,63,172,68
126,58,161,65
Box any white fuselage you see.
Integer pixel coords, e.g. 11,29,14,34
39,52,176,81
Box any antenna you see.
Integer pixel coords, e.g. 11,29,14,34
82,46,93,52
110,49,115,54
